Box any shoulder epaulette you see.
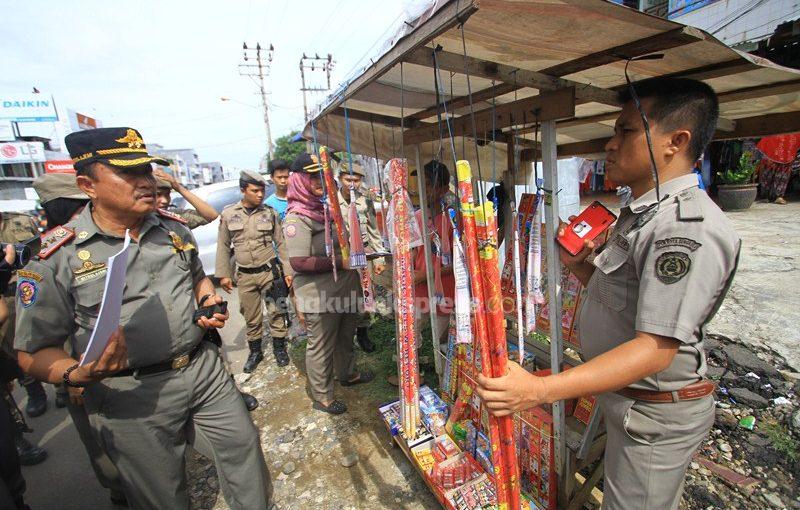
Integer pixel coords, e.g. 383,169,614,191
38,226,74,259
157,208,188,224
677,190,704,221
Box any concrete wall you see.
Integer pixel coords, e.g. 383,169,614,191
672,0,800,48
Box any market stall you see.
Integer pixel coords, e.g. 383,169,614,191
303,1,800,508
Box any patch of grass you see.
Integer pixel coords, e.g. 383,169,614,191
288,315,439,405
763,420,799,462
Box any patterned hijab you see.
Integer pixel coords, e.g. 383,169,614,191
286,171,325,223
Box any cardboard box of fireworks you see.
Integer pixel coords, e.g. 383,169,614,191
380,386,500,509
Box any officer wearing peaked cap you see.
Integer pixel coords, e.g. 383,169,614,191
15,127,272,509
216,169,291,370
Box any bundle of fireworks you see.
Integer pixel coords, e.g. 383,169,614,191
386,157,421,440
515,407,557,510
499,193,540,317
379,401,431,447
431,452,484,490
456,160,521,510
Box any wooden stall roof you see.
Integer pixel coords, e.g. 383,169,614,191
304,0,800,179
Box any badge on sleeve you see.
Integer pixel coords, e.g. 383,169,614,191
17,271,41,308
655,251,691,284
285,224,297,238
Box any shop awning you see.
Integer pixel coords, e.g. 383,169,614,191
303,0,800,179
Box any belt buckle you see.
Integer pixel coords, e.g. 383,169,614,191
172,354,190,370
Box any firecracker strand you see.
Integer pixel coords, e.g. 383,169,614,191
388,158,419,439
455,159,510,510
511,203,525,364
525,195,545,335
319,146,350,262
475,201,522,510
347,186,368,268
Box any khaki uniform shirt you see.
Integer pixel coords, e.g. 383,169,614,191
0,212,39,243
215,202,285,279
283,213,360,314
337,187,385,264
14,206,206,368
169,207,208,230
579,174,741,391
0,212,40,292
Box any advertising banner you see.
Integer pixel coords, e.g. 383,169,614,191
44,160,75,174
0,141,45,163
0,94,58,122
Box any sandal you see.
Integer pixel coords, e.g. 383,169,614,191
340,370,375,387
312,399,347,415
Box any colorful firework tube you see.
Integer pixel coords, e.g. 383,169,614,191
455,160,509,510
512,204,524,364
475,202,522,510
445,381,474,435
388,158,419,439
359,267,377,312
319,146,349,262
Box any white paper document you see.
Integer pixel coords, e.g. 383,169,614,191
79,230,131,366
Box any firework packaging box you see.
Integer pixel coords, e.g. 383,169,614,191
411,439,438,474
445,473,498,509
516,407,557,510
573,396,597,426
506,341,536,372
420,386,449,437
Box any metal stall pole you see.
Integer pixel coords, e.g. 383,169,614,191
539,120,569,505
414,145,443,377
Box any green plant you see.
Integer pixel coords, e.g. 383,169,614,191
763,421,799,462
717,151,757,185
272,131,306,163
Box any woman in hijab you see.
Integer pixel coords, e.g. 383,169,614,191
283,153,373,415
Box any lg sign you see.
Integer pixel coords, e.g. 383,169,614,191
1,144,17,158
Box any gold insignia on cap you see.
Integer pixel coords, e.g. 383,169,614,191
77,250,91,261
115,129,144,149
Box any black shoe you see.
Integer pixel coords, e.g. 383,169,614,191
241,391,259,411
15,436,47,466
272,338,290,367
312,399,347,415
24,381,47,418
243,341,264,373
356,327,376,353
110,490,128,506
55,389,69,409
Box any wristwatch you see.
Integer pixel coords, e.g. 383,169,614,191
63,363,86,388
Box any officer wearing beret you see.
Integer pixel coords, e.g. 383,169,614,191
336,160,385,353
153,168,219,229
477,79,740,509
15,127,272,509
216,170,290,370
283,154,373,415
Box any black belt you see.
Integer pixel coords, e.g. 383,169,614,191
112,343,203,378
238,264,270,274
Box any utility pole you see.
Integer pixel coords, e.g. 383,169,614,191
240,42,275,162
299,53,335,123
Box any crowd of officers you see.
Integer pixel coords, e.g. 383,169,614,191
1,127,384,509
3,77,742,510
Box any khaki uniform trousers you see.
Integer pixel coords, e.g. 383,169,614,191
598,392,715,510
66,395,124,495
83,342,271,510
237,269,288,342
305,312,358,403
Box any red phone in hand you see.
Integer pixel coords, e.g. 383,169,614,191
557,201,617,256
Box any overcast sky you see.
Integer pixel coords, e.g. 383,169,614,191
2,0,409,168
